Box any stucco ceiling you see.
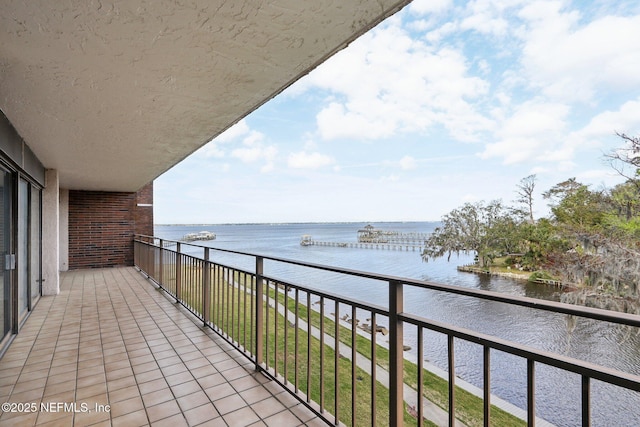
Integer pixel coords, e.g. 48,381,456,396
0,0,411,191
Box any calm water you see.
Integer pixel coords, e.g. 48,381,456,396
154,222,640,427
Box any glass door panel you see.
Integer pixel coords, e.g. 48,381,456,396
30,186,41,305
0,169,10,339
18,179,28,319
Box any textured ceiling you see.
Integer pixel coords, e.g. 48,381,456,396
0,0,411,191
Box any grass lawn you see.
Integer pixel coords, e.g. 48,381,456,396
163,263,525,427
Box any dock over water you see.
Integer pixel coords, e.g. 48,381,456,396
302,239,425,251
301,224,429,251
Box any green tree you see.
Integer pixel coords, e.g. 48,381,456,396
543,179,606,230
422,200,522,267
602,181,640,238
519,218,568,270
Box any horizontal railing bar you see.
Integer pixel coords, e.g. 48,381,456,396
134,236,640,427
137,239,640,393
142,239,389,317
134,236,640,329
401,312,640,392
260,275,389,316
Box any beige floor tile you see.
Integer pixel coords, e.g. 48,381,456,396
239,385,272,405
204,382,236,402
129,354,155,366
263,408,304,426
222,406,260,427
183,402,220,426
141,387,174,407
106,375,137,392
164,371,194,387
134,368,164,384
176,390,210,412
110,395,145,419
170,380,202,399
161,363,188,377
138,378,168,395
111,408,148,427
146,399,181,423
109,385,141,404
0,411,39,426
0,268,323,427
213,393,247,416
251,397,287,419
105,367,134,382
149,413,188,427
76,382,108,400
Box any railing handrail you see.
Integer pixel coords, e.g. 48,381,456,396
401,312,640,392
135,234,640,328
134,234,640,426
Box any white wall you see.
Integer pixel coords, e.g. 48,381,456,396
42,169,59,295
59,189,68,272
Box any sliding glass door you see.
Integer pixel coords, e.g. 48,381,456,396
17,179,28,320
30,185,41,307
0,168,11,341
0,171,41,344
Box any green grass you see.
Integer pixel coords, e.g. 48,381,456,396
161,263,525,426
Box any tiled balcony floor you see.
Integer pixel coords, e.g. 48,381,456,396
0,267,324,426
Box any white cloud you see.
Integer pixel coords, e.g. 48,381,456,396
481,98,640,171
409,0,453,15
229,129,277,172
480,100,570,164
216,119,251,143
195,119,252,158
577,99,640,138
230,144,277,172
231,145,262,163
195,142,225,158
287,151,335,169
399,155,417,170
518,4,640,102
460,5,508,37
299,19,492,142
381,174,400,182
316,102,398,140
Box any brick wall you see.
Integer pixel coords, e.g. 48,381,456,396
69,183,154,269
135,183,154,236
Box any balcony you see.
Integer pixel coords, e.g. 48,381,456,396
131,236,640,426
1,236,640,427
0,267,323,426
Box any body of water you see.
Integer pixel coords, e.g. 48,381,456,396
154,222,640,427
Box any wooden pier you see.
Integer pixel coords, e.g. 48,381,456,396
301,238,424,252
357,224,429,245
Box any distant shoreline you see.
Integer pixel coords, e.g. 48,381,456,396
155,220,441,226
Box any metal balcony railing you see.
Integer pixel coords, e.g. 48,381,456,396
134,235,640,427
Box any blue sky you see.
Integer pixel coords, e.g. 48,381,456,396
155,0,640,224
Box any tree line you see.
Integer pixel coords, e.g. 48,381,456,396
422,133,640,301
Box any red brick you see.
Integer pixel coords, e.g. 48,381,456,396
69,183,154,269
